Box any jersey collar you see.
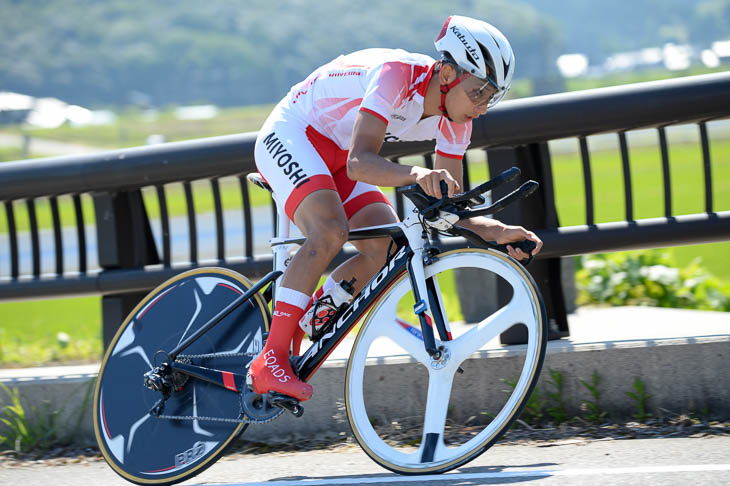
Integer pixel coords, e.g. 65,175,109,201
416,62,438,98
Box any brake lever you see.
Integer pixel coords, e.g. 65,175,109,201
494,240,537,265
421,181,451,221
449,225,537,265
439,180,449,198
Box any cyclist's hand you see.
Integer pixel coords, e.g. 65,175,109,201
413,167,460,198
495,225,543,261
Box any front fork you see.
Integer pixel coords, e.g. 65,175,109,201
404,226,452,360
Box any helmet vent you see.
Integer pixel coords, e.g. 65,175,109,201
478,42,495,73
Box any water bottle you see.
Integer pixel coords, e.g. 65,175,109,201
299,278,356,338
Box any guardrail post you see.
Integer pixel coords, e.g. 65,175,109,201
486,143,571,344
94,190,160,350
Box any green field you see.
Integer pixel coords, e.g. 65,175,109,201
0,296,102,367
456,139,730,278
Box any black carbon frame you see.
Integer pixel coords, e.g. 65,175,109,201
295,240,413,381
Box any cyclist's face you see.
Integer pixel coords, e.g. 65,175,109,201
444,71,497,123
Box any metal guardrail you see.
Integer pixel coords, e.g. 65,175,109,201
1,72,729,345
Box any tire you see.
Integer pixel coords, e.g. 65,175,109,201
345,248,547,474
93,267,270,485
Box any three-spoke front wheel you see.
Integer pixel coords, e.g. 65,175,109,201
345,249,547,474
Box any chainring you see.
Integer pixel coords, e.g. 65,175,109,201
240,385,284,424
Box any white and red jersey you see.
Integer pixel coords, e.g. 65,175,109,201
254,48,473,222
286,48,472,170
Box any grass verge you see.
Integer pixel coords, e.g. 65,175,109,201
0,296,102,368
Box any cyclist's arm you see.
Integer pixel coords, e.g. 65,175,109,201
348,111,459,197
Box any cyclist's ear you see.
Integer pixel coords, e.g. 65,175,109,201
438,62,458,84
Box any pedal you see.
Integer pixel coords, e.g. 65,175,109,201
268,392,304,417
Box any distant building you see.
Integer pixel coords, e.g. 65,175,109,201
0,91,116,128
556,38,729,79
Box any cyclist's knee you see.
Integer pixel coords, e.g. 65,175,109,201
303,217,349,256
354,237,392,264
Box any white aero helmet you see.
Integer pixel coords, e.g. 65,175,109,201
434,15,515,107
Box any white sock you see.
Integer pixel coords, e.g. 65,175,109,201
276,286,311,311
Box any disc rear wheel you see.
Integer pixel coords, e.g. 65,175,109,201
93,268,269,485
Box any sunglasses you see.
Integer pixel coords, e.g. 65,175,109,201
462,75,506,107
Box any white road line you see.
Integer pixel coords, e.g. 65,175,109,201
213,464,730,485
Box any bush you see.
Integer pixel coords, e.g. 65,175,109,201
575,250,730,311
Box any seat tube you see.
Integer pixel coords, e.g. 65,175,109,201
272,205,291,303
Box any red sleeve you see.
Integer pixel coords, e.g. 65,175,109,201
435,117,472,158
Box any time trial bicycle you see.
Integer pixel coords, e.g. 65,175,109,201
93,166,547,485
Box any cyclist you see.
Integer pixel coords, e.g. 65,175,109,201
250,15,543,402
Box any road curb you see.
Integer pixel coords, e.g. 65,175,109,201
1,333,728,446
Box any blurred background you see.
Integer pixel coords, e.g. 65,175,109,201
0,0,729,368
1,0,729,148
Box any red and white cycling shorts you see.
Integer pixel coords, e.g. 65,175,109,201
254,99,391,222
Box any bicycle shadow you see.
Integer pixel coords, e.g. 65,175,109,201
255,462,559,485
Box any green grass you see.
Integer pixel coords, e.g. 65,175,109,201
0,296,102,367
0,147,28,163
550,141,730,225
548,139,730,278
394,267,463,324
564,65,729,93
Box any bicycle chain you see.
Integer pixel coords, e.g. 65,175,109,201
156,350,283,425
157,413,251,424
157,395,284,425
176,351,259,360
157,406,283,425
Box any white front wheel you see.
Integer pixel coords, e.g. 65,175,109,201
345,249,547,474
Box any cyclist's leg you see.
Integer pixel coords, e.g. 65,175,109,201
250,110,349,401
323,169,398,293
249,190,348,400
292,179,396,349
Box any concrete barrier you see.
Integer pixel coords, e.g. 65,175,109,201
1,307,729,447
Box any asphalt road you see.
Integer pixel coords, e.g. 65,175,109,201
2,435,729,486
